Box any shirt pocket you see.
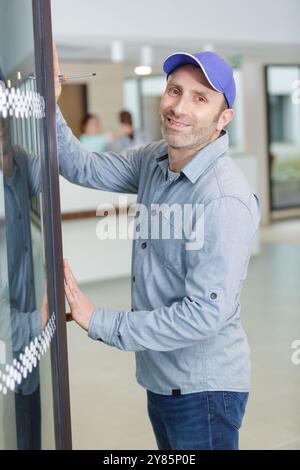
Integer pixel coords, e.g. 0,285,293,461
150,214,186,276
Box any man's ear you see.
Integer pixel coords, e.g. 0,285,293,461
216,108,234,132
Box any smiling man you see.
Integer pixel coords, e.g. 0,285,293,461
55,48,260,450
160,57,231,170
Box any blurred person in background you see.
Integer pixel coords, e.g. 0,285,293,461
106,110,151,152
80,113,132,153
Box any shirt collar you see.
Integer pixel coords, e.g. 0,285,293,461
181,130,229,183
155,151,169,180
155,130,229,184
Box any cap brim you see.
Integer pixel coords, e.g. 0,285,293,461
163,52,223,93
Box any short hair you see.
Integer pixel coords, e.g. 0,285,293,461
119,110,132,125
219,96,229,114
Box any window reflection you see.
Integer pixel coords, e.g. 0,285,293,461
0,0,55,450
1,85,45,448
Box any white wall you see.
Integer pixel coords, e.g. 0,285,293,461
62,217,133,284
60,61,124,132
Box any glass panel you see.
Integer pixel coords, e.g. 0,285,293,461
267,65,300,209
0,0,55,449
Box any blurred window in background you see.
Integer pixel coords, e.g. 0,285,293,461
266,65,300,210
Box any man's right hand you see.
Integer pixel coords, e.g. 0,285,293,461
53,41,62,102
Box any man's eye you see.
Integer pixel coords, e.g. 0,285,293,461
196,96,206,102
168,87,179,96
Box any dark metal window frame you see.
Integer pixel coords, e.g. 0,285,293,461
265,64,300,213
32,0,72,449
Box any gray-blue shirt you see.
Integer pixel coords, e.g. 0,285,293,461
2,147,41,394
57,107,260,395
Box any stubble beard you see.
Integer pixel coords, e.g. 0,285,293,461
160,115,219,151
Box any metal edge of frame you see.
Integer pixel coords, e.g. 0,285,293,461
32,0,72,450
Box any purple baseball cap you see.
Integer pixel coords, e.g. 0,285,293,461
163,51,236,109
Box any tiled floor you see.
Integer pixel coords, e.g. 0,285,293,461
66,225,300,450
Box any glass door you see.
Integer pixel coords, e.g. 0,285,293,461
0,0,71,449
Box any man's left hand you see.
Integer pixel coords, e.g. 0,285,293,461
64,259,95,331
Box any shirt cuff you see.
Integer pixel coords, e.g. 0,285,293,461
31,310,42,339
87,307,120,345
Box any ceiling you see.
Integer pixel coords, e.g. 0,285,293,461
52,0,300,76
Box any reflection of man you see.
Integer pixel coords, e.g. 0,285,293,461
54,46,260,450
0,109,47,449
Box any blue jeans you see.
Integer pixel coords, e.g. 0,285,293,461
15,386,41,450
147,390,249,450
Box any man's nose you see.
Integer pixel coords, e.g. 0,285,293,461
171,95,189,117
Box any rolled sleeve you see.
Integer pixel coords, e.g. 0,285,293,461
86,196,259,353
87,308,132,347
30,309,42,339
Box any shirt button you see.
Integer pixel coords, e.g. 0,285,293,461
141,242,147,249
210,292,218,300
132,275,135,282
24,245,28,252
18,213,22,220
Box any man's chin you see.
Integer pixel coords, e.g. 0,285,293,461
167,141,187,150
164,135,193,149
162,131,184,147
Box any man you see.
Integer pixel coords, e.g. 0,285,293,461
54,47,260,450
